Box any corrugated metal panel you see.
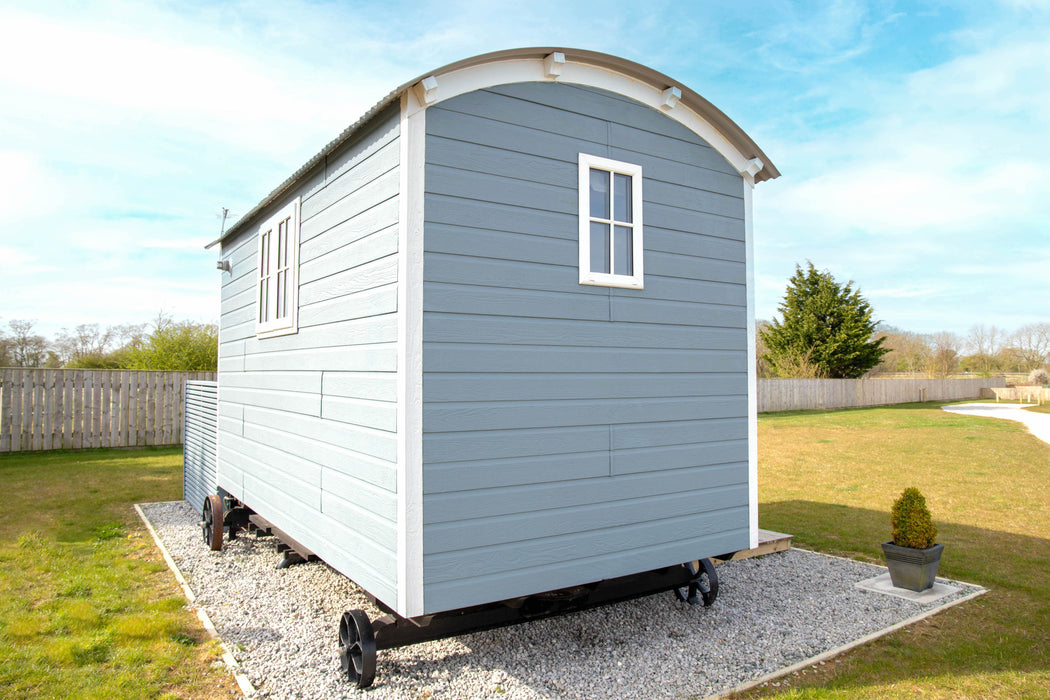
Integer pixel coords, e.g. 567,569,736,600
183,380,218,511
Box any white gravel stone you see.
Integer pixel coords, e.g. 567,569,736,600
141,501,982,699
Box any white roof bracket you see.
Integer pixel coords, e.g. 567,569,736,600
415,75,439,105
661,86,681,110
544,52,566,79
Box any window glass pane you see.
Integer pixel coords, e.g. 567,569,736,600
589,169,610,219
590,222,610,274
613,173,632,223
258,279,268,323
277,221,286,268
614,226,633,276
276,270,285,318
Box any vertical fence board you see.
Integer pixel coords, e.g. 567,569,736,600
136,373,147,447
108,371,119,447
126,372,138,447
99,371,110,448
62,371,73,449
94,371,104,448
31,369,43,451
119,371,130,447
14,371,26,451
0,370,11,453
163,372,175,445
43,370,55,451
72,371,83,449
150,375,159,447
174,375,184,444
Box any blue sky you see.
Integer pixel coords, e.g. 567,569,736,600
2,0,1047,341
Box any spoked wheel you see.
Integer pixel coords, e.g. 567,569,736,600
672,558,719,606
339,609,376,689
201,494,224,551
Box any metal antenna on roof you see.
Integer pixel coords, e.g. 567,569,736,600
218,207,231,237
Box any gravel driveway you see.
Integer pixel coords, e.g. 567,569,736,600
140,501,983,699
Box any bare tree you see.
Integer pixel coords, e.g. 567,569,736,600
965,324,1003,373
0,325,12,366
55,323,115,364
925,331,960,378
1010,323,1050,371
875,328,930,375
7,319,50,367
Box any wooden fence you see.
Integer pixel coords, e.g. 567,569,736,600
757,377,1006,413
0,369,216,452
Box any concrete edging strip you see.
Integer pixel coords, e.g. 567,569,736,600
134,502,257,698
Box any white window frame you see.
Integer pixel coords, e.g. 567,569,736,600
255,197,300,338
578,153,644,289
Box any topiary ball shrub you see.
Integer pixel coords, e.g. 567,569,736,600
891,487,938,550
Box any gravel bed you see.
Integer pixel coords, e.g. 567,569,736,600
142,501,982,699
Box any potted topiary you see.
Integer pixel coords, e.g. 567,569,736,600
882,487,944,592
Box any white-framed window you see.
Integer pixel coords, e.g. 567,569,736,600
578,153,644,289
256,197,300,338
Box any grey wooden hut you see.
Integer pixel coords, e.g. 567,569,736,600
208,47,779,619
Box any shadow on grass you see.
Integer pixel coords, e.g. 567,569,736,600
756,500,1050,690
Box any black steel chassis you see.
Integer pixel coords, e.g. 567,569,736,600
200,495,725,690
338,557,722,689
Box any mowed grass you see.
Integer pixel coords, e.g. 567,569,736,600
737,402,1050,699
0,447,235,699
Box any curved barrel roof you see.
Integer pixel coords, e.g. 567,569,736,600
214,47,778,247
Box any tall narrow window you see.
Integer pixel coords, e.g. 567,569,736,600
256,198,300,338
578,154,643,288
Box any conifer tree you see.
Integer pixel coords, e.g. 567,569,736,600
760,262,889,378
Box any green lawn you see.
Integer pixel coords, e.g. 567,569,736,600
4,403,1049,699
738,403,1050,699
0,447,234,699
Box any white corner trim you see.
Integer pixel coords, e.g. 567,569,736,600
396,91,426,618
415,75,439,105
543,51,565,78
742,180,759,551
744,157,764,177
661,86,681,110
408,57,756,176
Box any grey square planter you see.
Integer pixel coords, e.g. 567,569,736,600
881,542,944,592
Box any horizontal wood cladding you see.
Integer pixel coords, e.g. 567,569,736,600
419,82,750,612
425,483,748,555
216,106,400,611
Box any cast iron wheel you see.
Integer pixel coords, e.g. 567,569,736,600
339,609,376,689
672,558,719,606
201,494,224,551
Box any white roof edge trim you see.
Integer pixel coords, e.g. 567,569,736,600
411,57,758,178
211,47,778,248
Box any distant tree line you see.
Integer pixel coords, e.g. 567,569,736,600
758,320,1050,379
0,313,218,372
871,323,1050,378
757,263,1049,380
